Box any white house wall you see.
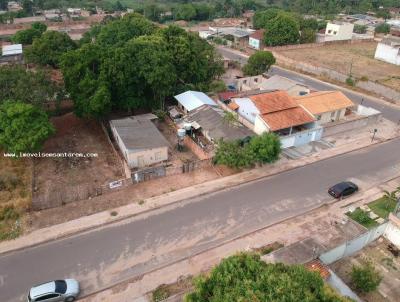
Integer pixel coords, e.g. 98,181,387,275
254,115,270,135
325,23,354,41
249,37,261,49
384,214,400,248
374,43,400,66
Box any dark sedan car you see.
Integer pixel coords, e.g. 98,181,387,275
328,181,358,199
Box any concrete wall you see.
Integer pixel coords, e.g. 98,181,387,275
237,75,263,91
280,126,323,149
273,52,400,104
254,115,269,135
325,23,354,41
318,109,345,124
249,37,261,49
375,43,400,66
322,111,382,137
126,147,168,169
384,214,400,248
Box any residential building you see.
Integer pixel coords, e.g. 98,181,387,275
248,29,265,50
324,22,354,41
110,116,169,169
1,44,23,64
236,75,310,97
206,26,254,48
231,91,322,148
295,91,354,124
67,8,81,16
174,91,217,114
7,1,22,12
185,105,254,144
374,36,400,65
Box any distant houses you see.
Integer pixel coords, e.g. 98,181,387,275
374,36,400,66
248,29,265,50
323,22,354,42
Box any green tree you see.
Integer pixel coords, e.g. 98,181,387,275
186,253,352,302
264,12,300,46
31,22,47,34
248,133,281,163
253,8,281,29
11,28,42,45
243,51,276,76
375,23,390,34
214,139,254,169
354,24,367,34
173,3,197,21
22,0,33,15
0,101,54,153
25,31,76,67
351,262,382,293
300,28,317,43
0,65,59,107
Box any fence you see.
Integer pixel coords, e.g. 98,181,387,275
273,52,400,104
319,222,388,265
264,39,375,52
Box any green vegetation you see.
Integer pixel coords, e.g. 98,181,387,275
0,205,22,241
354,24,367,34
214,133,281,169
25,31,77,68
264,12,300,46
152,285,170,302
368,197,397,219
185,253,352,302
0,101,55,154
243,51,276,76
375,23,391,34
62,14,223,118
346,76,356,87
351,261,382,293
346,208,378,229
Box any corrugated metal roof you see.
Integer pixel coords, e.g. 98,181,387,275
260,75,308,92
174,91,217,112
2,44,22,56
110,117,169,152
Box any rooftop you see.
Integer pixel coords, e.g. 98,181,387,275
380,35,400,47
187,105,254,141
2,44,22,56
174,91,217,112
110,117,169,152
249,29,265,40
295,91,354,115
260,75,308,92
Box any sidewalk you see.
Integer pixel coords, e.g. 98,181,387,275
80,176,400,302
1,123,399,255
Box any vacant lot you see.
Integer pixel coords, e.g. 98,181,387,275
279,42,400,92
33,113,123,210
0,153,31,240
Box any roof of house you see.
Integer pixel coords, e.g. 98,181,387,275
380,36,400,47
174,91,216,112
2,44,22,56
295,91,354,115
250,91,315,131
218,91,238,101
228,102,239,111
110,117,169,152
187,105,254,141
305,259,331,280
260,75,308,92
250,29,265,40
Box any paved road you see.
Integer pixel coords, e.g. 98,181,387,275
1,139,400,302
217,47,400,123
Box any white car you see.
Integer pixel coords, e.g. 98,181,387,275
27,279,80,302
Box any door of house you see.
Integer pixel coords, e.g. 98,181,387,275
138,155,145,168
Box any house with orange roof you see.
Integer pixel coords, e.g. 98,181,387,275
295,91,354,124
232,91,323,148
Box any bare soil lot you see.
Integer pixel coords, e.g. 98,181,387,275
33,113,123,209
279,42,400,92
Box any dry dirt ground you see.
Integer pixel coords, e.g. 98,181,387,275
279,42,400,92
33,113,123,209
330,238,400,302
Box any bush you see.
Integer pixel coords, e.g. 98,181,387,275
346,77,355,86
152,285,170,302
0,205,20,221
351,262,382,293
0,172,21,191
354,24,367,34
375,23,390,34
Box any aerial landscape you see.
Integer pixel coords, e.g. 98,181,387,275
0,0,400,301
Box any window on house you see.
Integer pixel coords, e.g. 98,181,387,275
333,31,337,35
254,78,258,83
328,30,332,34
330,111,336,118
243,80,247,84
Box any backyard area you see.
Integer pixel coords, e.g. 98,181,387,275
0,153,31,241
279,42,400,92
330,238,400,302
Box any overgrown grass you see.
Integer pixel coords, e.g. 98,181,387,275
152,285,170,302
368,197,397,219
253,242,284,256
346,208,378,229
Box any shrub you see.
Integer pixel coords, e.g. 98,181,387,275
351,261,382,293
360,76,368,82
346,77,355,86
153,285,170,302
0,172,21,191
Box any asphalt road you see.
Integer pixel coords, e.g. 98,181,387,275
1,139,400,302
217,47,400,123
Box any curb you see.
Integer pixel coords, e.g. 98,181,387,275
1,136,399,256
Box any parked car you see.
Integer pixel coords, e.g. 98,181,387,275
28,279,79,302
328,181,358,199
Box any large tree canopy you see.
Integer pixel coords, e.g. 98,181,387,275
185,253,352,302
243,51,276,76
264,12,300,46
0,101,54,154
61,14,223,118
25,31,76,67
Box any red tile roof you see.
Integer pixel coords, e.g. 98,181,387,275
250,91,315,131
250,29,265,41
305,259,331,280
219,91,238,101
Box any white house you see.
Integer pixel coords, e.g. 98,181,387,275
248,29,264,50
324,22,354,41
374,36,400,66
174,91,217,114
110,116,169,169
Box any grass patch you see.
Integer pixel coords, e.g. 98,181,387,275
253,242,284,255
152,276,193,302
367,197,397,219
152,285,170,302
138,200,145,205
346,208,378,229
0,205,22,240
